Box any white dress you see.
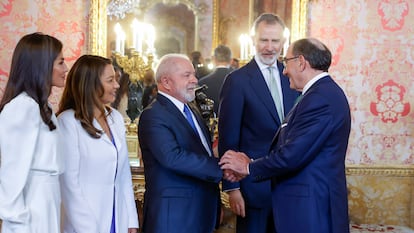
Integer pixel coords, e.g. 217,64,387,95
0,92,62,233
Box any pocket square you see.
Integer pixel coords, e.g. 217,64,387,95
281,123,288,128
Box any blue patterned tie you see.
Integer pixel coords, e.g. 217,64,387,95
183,104,198,133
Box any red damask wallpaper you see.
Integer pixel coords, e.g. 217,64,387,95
308,0,414,164
0,0,88,109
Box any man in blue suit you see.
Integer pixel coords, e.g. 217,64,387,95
218,13,299,233
138,54,223,233
220,38,351,233
199,44,233,116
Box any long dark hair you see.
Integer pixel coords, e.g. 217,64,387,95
57,55,113,138
0,32,63,131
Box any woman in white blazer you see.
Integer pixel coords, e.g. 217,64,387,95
0,33,68,233
57,55,139,233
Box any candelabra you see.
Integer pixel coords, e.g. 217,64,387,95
113,50,154,135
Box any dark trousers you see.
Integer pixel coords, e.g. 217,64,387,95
236,205,276,233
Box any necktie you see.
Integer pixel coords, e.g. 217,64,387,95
295,94,303,105
268,66,284,121
183,104,212,157
183,104,198,133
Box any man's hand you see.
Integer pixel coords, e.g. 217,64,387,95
128,228,138,233
219,150,251,182
228,190,246,218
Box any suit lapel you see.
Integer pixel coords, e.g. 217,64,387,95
246,60,280,124
189,104,213,148
156,94,213,155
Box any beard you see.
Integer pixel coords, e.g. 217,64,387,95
258,53,278,66
179,88,196,102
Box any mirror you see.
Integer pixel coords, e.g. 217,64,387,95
88,0,310,58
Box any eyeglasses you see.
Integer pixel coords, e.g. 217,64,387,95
281,56,299,66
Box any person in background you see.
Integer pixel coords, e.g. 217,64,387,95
111,65,130,119
220,37,351,233
230,58,240,70
57,55,138,233
218,13,300,233
0,32,68,233
191,50,210,79
198,44,233,116
141,83,157,109
138,54,222,233
141,69,157,109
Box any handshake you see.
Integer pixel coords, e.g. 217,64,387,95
218,150,251,182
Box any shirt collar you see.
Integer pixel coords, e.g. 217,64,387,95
302,72,329,95
158,90,185,114
254,55,278,72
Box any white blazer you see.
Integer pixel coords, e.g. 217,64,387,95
0,92,62,233
58,108,138,233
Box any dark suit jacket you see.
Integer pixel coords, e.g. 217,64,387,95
250,76,351,233
198,67,232,115
138,94,223,233
218,59,299,208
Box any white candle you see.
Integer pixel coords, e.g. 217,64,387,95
120,30,126,56
131,18,139,49
114,23,122,53
239,34,245,60
137,22,143,54
283,28,290,57
146,24,155,54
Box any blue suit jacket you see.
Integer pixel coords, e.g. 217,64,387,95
218,59,299,207
138,94,223,233
198,67,233,114
250,76,351,233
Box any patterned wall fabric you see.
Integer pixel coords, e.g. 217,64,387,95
0,0,88,111
307,0,414,165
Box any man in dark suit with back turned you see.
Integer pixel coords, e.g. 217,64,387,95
199,44,233,116
218,13,299,233
220,38,351,233
138,54,222,233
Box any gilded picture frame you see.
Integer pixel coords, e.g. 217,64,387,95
87,0,310,56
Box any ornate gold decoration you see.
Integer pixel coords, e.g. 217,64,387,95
346,165,414,177
88,0,107,56
113,52,153,84
212,0,219,51
291,0,309,42
347,165,414,228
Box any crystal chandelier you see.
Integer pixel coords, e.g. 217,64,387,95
107,0,139,20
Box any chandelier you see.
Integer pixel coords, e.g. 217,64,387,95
107,0,139,19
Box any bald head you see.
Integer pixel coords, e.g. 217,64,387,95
290,38,332,72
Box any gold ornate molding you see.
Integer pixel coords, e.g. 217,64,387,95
89,1,311,57
212,0,219,52
346,165,414,177
88,0,107,56
291,0,309,42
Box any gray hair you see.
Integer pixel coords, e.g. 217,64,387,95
252,13,286,33
155,53,190,82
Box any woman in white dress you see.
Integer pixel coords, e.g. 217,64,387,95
0,32,68,232
57,55,139,233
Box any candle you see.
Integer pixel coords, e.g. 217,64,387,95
146,24,155,54
120,30,126,56
114,23,122,53
283,28,290,57
131,18,139,49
